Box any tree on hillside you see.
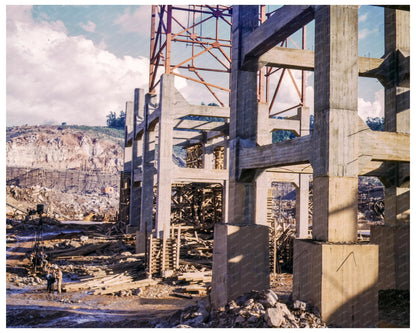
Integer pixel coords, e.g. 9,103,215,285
106,111,125,129
366,117,384,131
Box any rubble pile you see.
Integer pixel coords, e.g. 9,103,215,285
6,185,119,221
163,289,327,328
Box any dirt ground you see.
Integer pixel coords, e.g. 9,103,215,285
6,219,196,328
5,218,409,328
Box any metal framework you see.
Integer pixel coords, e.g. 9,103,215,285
258,6,308,117
149,5,308,113
149,5,233,106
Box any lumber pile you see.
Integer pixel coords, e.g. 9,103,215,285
65,272,158,295
175,271,212,296
51,242,111,258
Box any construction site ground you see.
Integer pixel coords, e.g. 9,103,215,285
6,218,409,328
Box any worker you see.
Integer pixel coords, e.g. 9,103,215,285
39,251,48,270
55,268,63,294
46,269,55,293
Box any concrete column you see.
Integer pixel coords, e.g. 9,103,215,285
124,101,134,174
138,93,157,253
255,102,272,226
294,6,379,327
255,172,270,226
121,101,134,225
311,5,359,243
382,8,410,226
203,141,214,170
295,106,310,239
129,89,144,228
212,5,269,308
155,74,174,238
226,5,259,225
370,7,410,291
295,174,309,238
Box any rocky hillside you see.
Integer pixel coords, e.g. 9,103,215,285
6,125,124,174
6,125,124,221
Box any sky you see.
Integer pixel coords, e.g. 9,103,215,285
5,3,394,127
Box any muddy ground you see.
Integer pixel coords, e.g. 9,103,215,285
6,219,196,328
6,218,409,328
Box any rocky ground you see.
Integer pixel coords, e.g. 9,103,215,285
6,218,410,328
6,185,119,221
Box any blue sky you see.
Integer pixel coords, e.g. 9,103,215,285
6,4,390,126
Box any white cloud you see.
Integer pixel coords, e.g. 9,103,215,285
6,5,149,126
269,69,310,116
80,20,96,33
358,27,378,40
358,88,384,120
115,6,151,37
358,13,368,23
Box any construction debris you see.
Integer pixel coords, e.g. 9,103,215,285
161,289,327,328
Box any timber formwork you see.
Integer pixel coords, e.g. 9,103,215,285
211,5,410,329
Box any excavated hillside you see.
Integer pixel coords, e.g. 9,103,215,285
6,125,124,174
6,125,124,221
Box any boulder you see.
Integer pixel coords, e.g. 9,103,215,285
265,308,285,327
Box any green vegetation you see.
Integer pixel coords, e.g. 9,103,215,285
366,117,384,131
106,111,126,130
66,125,124,139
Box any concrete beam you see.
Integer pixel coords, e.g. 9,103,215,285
259,47,384,79
171,167,228,183
173,131,228,147
238,135,311,174
269,118,300,136
174,119,226,131
147,108,161,131
242,5,314,69
176,105,230,119
269,164,313,174
362,131,410,163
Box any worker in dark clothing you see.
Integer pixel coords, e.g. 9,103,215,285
46,269,55,293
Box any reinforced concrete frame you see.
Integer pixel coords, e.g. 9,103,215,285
122,4,312,247
120,5,409,328
211,5,410,328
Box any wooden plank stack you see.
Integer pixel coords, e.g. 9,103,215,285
176,271,212,296
147,234,178,278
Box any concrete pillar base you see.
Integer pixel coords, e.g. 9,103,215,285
370,224,409,290
211,223,270,308
135,231,146,255
293,239,379,328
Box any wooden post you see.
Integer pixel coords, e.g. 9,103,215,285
148,233,153,279
176,225,181,270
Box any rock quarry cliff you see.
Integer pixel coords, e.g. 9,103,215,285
6,125,124,174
